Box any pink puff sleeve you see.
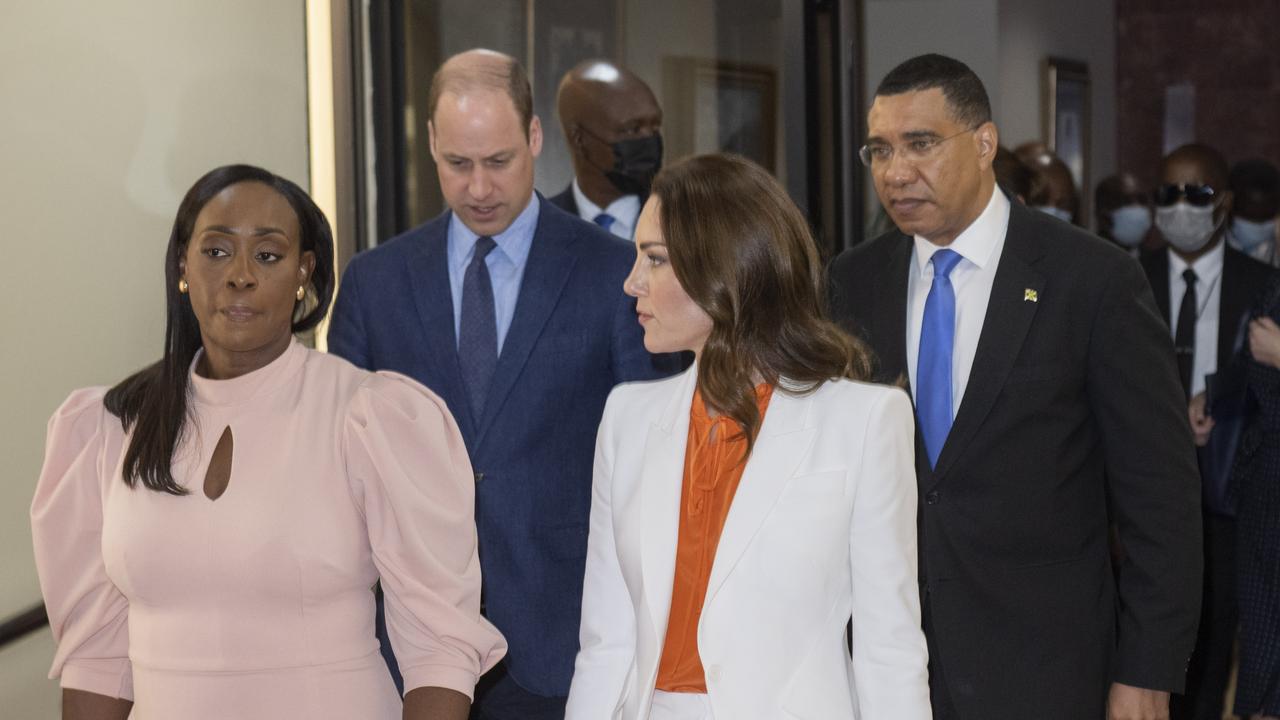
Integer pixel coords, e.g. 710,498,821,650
343,372,507,699
30,387,133,701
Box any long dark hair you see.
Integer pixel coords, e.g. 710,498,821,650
651,153,872,456
103,164,334,494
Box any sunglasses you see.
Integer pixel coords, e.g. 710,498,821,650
1154,183,1217,207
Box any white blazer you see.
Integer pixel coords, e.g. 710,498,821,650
565,367,932,720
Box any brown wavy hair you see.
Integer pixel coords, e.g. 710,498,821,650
650,153,873,457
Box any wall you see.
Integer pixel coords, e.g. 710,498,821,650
1116,0,1280,184
0,2,309,716
997,0,1117,212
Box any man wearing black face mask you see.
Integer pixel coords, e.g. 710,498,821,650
1140,143,1277,720
550,59,663,239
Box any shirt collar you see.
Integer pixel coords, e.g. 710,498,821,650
572,178,641,225
912,185,1010,274
448,193,541,271
1168,238,1225,284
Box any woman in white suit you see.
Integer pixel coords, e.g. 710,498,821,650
565,153,931,720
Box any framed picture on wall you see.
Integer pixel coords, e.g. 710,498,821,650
1044,57,1090,214
661,57,777,171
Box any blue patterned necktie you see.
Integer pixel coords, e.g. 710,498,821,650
459,236,498,416
593,212,616,232
918,248,963,468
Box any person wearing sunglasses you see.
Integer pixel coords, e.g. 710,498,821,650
1138,142,1277,720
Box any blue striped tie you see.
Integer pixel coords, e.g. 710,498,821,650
918,249,963,468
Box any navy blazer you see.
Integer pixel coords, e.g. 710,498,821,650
328,194,679,696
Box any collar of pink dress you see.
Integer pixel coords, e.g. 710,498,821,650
188,338,308,406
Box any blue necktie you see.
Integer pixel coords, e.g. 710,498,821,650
459,236,498,416
593,212,616,232
918,249,963,468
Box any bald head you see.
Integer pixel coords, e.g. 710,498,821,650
1162,143,1229,191
556,59,662,206
1020,147,1079,220
557,60,660,137
428,48,533,139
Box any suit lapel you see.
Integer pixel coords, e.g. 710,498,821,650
475,199,579,441
639,368,697,638
1144,249,1172,326
873,236,914,389
1218,247,1250,368
408,217,477,436
929,207,1045,486
704,388,816,607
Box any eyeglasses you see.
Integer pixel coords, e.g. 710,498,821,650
1154,183,1217,207
858,127,976,168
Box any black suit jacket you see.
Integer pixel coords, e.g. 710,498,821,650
1140,243,1276,514
1140,243,1274,374
548,184,578,217
829,201,1203,719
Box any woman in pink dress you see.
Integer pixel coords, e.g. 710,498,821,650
31,164,505,720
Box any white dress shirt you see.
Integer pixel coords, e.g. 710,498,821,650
906,187,1011,416
572,179,640,240
1167,241,1224,397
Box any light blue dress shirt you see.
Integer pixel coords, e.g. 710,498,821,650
447,196,540,353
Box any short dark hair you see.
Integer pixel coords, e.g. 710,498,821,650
428,50,534,140
104,164,334,494
993,146,1033,200
875,53,992,128
1230,158,1280,197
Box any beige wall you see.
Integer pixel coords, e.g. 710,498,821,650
0,1,309,715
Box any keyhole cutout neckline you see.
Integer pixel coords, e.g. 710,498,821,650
203,426,235,501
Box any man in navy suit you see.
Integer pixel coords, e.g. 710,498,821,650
328,48,678,720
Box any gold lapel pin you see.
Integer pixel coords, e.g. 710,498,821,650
1024,289,1038,303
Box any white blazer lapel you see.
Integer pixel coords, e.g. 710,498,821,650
704,387,816,608
639,367,698,640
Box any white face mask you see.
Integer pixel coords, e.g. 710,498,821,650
1035,206,1073,223
1230,217,1276,252
1155,201,1221,253
1109,204,1152,248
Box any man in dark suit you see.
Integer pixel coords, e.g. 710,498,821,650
547,59,662,239
328,49,677,720
829,53,1203,720
1142,143,1276,720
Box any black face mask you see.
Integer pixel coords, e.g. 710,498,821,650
581,128,664,197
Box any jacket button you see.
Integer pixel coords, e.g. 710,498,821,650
474,472,484,483
925,491,940,505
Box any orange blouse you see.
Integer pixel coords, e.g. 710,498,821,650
655,384,774,693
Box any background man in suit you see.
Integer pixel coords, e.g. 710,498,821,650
829,53,1203,720
548,59,662,239
328,48,677,720
1227,158,1280,266
1143,143,1276,720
